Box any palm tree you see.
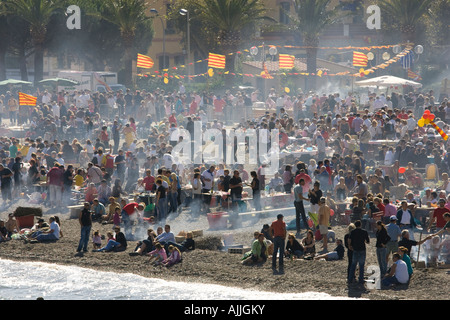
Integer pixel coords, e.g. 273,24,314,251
291,0,344,89
97,0,153,88
197,0,271,73
378,0,434,43
0,0,63,86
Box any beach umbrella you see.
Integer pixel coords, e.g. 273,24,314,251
38,78,79,86
355,75,422,88
0,79,33,86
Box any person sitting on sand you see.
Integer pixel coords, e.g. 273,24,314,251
155,224,175,247
5,213,18,238
165,231,195,252
381,253,409,288
285,233,304,259
28,216,60,243
302,229,316,258
162,245,182,267
147,242,167,265
242,233,269,266
92,230,102,249
130,228,157,256
93,226,127,252
314,239,345,261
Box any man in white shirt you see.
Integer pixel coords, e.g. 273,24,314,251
163,151,174,169
42,91,51,105
33,216,60,242
381,253,409,287
201,165,215,188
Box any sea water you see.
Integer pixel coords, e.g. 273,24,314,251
0,259,360,300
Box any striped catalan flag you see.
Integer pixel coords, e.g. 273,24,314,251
407,68,422,81
137,53,154,69
208,52,226,69
18,92,37,106
279,54,295,69
352,51,368,67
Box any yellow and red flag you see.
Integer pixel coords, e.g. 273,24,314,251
279,54,295,69
407,69,422,81
137,53,154,69
18,92,37,106
261,61,273,79
208,52,226,69
352,51,368,67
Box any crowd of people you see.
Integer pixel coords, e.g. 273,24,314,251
1,81,450,288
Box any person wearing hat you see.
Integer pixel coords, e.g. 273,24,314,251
385,215,402,263
269,214,286,274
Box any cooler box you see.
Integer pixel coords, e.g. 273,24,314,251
207,212,228,230
17,215,35,229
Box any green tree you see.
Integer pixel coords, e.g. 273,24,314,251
168,0,272,79
290,0,345,90
96,0,154,88
197,0,271,71
0,0,64,86
378,0,434,43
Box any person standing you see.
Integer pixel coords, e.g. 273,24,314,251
270,214,287,275
0,163,13,205
46,163,64,209
396,200,417,240
318,197,331,252
155,179,168,223
250,171,261,212
77,202,92,253
308,181,323,214
385,215,402,264
427,198,450,234
293,178,310,237
347,220,370,285
375,220,391,276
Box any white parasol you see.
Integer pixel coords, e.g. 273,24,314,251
355,75,422,89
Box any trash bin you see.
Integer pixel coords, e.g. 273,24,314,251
16,215,35,229
207,212,228,230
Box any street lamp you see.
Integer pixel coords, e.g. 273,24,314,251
150,8,166,70
179,8,191,80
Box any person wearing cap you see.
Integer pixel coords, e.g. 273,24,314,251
270,214,287,274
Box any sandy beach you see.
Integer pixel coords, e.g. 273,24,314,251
0,200,448,301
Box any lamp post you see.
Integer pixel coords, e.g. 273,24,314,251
150,8,166,70
179,8,190,80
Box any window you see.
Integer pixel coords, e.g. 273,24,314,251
159,55,170,70
280,2,290,25
174,55,185,67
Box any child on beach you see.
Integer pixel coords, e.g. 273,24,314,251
113,207,121,228
92,230,102,249
147,242,167,265
162,245,182,267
